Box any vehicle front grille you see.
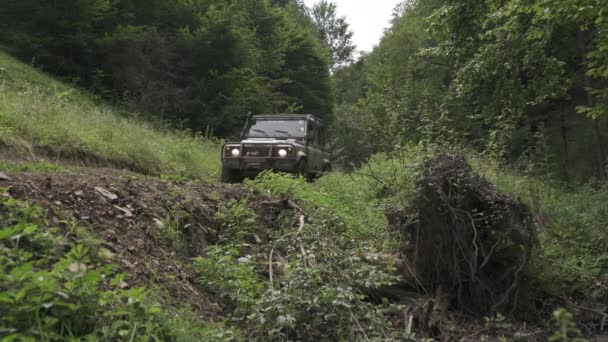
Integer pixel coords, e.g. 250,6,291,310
242,144,272,158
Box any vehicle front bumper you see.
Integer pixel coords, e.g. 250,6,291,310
222,158,298,175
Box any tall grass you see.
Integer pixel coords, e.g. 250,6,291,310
0,49,220,181
470,156,608,301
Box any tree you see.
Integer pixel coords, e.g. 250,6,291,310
310,1,356,72
0,0,335,138
334,0,608,181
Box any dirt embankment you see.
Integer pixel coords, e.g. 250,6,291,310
1,168,242,319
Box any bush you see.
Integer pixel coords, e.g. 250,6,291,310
196,244,265,318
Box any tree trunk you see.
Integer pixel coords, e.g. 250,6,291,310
578,29,606,179
559,103,571,185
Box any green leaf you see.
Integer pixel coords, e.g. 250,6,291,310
23,225,38,236
0,227,18,240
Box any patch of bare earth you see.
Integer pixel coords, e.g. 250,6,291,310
1,167,243,320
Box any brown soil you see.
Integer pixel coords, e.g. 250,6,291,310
1,167,243,319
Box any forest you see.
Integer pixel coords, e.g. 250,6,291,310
1,0,334,137
333,0,608,183
0,0,607,340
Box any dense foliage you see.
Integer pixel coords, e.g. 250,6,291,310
334,0,608,182
0,0,334,137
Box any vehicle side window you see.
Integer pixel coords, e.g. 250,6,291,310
318,125,324,145
308,121,320,146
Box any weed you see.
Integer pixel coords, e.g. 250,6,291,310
151,192,191,253
195,171,405,340
195,245,264,317
216,198,257,244
549,309,587,342
157,206,188,253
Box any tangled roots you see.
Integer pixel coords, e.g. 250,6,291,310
389,153,537,314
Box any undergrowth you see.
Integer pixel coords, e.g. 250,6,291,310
0,191,236,341
193,145,436,340
471,157,608,304
194,146,608,339
195,170,419,340
0,49,220,181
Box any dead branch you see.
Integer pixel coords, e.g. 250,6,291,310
269,247,275,289
296,215,308,268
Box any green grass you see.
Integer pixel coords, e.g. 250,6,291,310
0,49,221,181
245,146,430,249
470,156,608,301
0,159,66,173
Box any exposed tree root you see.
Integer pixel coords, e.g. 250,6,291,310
388,153,537,315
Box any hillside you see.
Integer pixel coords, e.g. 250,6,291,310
1,22,608,342
0,49,220,181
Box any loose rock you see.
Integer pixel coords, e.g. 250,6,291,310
114,205,133,217
95,186,118,201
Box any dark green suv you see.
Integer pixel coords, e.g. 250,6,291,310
221,114,331,182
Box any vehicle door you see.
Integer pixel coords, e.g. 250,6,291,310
306,119,323,172
317,124,331,169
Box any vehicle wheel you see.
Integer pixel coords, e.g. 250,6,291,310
221,167,242,183
296,159,309,180
322,163,332,173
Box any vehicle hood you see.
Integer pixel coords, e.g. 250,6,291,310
237,138,303,144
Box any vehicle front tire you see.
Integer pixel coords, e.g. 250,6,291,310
221,166,242,183
296,159,309,179
322,163,332,173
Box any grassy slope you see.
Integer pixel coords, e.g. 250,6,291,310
0,49,220,181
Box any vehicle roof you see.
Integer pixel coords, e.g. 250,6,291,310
252,114,320,121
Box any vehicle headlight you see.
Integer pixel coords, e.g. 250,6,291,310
231,148,240,157
273,145,294,158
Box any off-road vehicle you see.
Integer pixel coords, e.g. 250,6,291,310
221,114,331,182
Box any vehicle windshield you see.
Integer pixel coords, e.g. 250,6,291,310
245,119,306,138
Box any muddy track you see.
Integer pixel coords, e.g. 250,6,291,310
1,167,243,319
